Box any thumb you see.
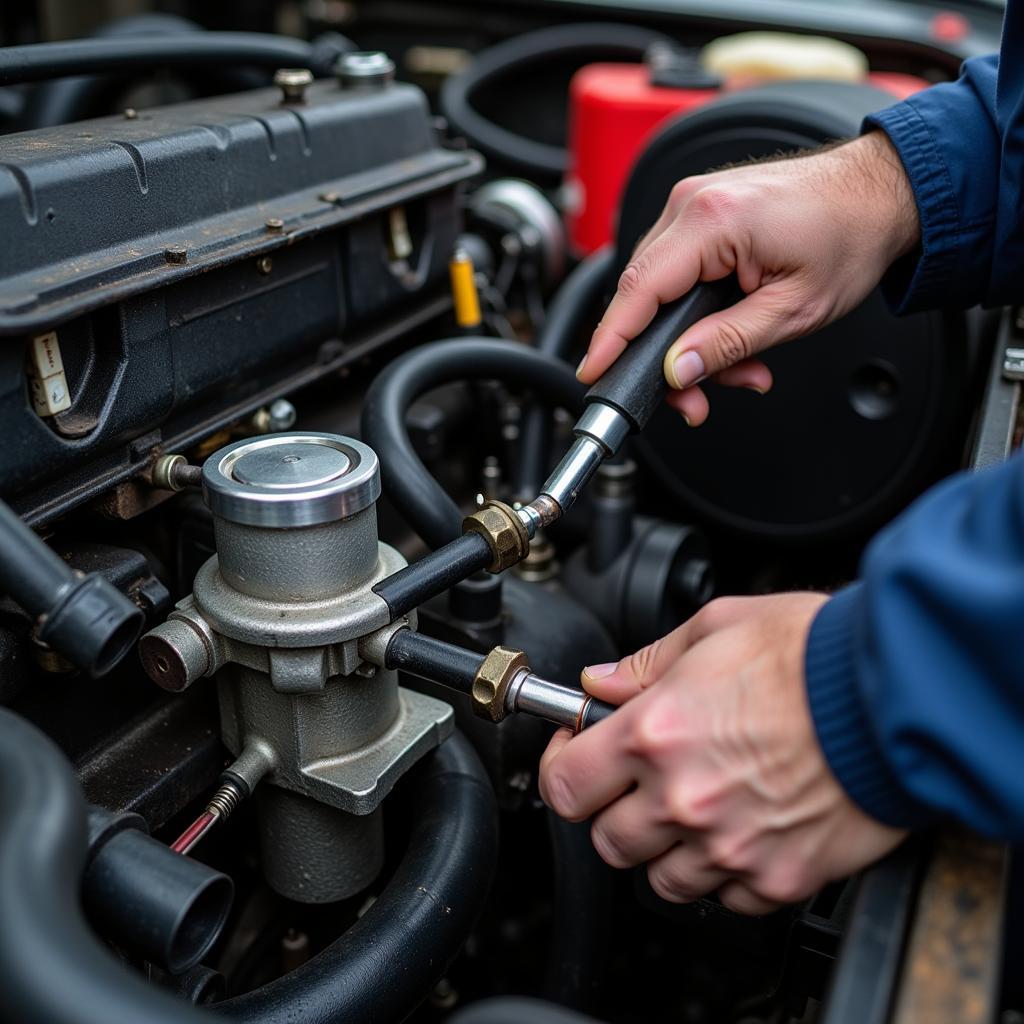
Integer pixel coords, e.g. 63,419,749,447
663,281,820,386
580,627,694,705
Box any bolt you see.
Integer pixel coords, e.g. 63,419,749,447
319,192,341,204
256,255,273,275
251,398,297,434
152,454,202,491
123,107,138,120
265,217,285,233
273,67,313,104
164,244,188,265
336,51,396,89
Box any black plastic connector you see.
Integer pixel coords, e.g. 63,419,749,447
584,276,742,432
83,808,233,975
0,499,142,676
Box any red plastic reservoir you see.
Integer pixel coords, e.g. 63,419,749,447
565,63,928,255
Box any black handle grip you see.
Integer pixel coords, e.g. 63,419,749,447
577,696,617,731
585,276,742,432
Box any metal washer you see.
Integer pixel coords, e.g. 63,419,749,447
202,432,381,528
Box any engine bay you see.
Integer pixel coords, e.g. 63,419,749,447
0,2,1014,1022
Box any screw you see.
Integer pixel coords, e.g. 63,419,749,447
123,107,138,120
265,217,285,233
273,67,313,104
256,255,273,275
164,244,188,265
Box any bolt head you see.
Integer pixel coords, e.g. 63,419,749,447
336,51,395,89
274,67,313,103
164,244,188,265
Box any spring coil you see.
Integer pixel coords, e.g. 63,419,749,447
206,778,245,819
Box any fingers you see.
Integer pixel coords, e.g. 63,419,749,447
664,280,819,384
717,881,783,917
715,357,773,394
590,790,683,868
646,842,729,904
579,237,703,384
539,718,635,821
580,624,696,704
664,385,709,427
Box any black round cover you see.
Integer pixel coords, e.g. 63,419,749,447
616,81,964,542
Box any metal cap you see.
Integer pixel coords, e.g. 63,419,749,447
336,51,396,89
202,433,380,528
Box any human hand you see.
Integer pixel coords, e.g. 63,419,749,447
578,131,919,425
539,594,907,914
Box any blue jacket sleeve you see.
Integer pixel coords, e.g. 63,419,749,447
806,451,1024,839
863,0,1024,311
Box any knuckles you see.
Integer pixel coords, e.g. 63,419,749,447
590,821,634,869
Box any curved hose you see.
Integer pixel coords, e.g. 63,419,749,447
517,247,613,498
218,732,497,1024
0,33,333,87
21,15,266,129
544,814,612,1011
0,706,496,1024
440,23,671,178
361,339,583,549
0,706,208,1024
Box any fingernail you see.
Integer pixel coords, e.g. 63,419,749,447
746,385,766,395
669,349,705,389
681,412,693,427
583,662,617,680
576,355,588,379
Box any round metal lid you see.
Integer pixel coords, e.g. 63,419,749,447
202,433,380,527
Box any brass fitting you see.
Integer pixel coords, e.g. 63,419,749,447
471,646,529,723
462,500,530,573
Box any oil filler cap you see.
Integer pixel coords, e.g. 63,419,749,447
202,433,380,528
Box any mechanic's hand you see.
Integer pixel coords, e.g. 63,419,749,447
539,594,907,914
577,131,919,426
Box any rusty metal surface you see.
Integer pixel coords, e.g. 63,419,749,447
891,831,1009,1024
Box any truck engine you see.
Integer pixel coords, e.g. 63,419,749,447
0,2,1015,1022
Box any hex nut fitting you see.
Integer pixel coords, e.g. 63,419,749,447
463,500,530,573
471,646,528,723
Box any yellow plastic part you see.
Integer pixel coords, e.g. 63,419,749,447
701,32,868,85
449,249,483,329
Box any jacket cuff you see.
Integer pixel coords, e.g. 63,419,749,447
863,98,995,314
805,584,934,827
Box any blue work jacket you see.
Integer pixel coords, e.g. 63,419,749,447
805,1,1024,834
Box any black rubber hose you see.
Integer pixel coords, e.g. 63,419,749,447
374,531,493,621
218,732,497,1024
516,247,614,499
0,706,209,1024
544,814,613,1011
450,997,605,1024
385,628,486,695
0,498,142,676
361,338,584,550
440,23,672,179
0,33,331,87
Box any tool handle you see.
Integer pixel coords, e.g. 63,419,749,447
576,696,617,732
584,276,741,432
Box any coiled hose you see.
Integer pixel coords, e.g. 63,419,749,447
361,338,583,550
440,23,672,179
0,704,497,1024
